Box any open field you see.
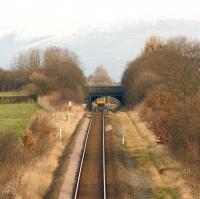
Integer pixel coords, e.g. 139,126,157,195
0,103,40,136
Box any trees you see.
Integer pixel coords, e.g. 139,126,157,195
122,36,200,180
87,65,113,85
14,49,41,70
122,54,160,104
122,36,200,104
25,47,85,102
13,49,41,87
0,47,86,102
41,47,86,102
142,35,163,54
0,68,25,91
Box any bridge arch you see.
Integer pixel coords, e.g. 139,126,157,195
86,85,124,110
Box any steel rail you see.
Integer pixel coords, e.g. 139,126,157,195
73,111,107,199
102,111,107,199
73,114,93,199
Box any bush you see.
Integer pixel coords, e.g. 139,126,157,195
28,111,55,138
1,47,86,104
0,132,23,197
0,132,20,163
122,36,200,190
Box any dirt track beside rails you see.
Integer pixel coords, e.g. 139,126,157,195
105,112,152,199
105,113,136,199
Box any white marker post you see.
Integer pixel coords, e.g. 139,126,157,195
69,101,72,111
122,131,125,144
121,130,126,145
59,129,62,141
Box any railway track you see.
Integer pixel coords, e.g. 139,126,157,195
73,111,107,199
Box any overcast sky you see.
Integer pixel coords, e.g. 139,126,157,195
0,0,200,28
1,0,200,80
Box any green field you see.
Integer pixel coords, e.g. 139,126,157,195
0,103,40,136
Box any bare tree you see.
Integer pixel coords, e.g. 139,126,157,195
14,48,41,71
43,47,80,66
143,35,163,54
87,65,113,85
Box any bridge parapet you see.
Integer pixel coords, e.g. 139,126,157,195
87,85,123,94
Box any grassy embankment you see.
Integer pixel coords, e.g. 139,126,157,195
0,92,85,199
115,110,184,199
0,92,40,136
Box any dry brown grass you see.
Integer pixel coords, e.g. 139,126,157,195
115,110,193,199
0,103,84,199
0,133,24,198
17,105,84,199
127,109,194,199
139,92,200,197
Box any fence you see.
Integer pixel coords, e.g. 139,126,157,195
0,96,37,104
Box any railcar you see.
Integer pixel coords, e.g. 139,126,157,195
96,97,106,107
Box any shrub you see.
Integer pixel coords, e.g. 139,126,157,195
0,132,20,163
28,111,55,138
0,132,23,197
122,36,200,191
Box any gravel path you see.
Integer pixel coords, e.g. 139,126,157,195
58,116,90,199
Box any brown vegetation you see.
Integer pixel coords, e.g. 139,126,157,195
0,132,23,199
0,104,84,198
87,65,113,85
0,47,86,103
0,129,48,198
122,35,200,196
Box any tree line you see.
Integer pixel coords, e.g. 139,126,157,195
0,47,86,103
122,36,200,190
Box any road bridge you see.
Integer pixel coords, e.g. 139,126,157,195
86,85,124,110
